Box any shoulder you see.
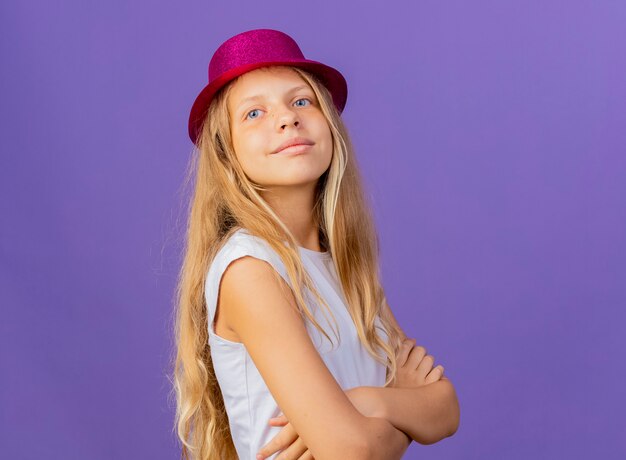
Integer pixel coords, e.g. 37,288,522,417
219,254,293,311
204,228,292,328
208,228,290,286
221,228,283,262
217,228,298,333
217,227,273,259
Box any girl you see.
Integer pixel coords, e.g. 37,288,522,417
172,28,459,460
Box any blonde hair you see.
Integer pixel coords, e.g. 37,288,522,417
170,65,406,459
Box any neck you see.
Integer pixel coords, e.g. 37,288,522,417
260,183,322,252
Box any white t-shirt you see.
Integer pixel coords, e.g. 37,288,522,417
204,227,388,459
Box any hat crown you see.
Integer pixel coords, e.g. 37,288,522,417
209,29,305,81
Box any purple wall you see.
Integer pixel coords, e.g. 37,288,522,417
1,1,624,458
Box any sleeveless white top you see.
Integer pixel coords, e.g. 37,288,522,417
204,227,388,459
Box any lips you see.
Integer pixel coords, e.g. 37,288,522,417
272,137,315,154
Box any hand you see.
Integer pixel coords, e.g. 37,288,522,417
391,338,445,388
256,414,314,460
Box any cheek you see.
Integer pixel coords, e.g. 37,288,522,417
317,116,333,143
231,134,272,181
231,128,259,161
318,125,334,160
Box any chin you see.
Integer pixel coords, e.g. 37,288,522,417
276,170,327,186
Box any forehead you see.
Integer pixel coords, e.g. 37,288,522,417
227,67,311,107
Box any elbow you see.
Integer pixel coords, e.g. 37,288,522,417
313,420,378,460
438,380,461,441
449,398,460,436
419,380,461,445
354,424,381,460
309,436,370,460
355,416,398,460
445,381,461,438
351,439,376,460
327,435,371,460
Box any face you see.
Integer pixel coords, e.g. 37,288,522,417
226,66,333,189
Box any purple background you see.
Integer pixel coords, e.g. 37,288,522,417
2,1,624,458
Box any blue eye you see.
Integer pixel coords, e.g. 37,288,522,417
245,98,312,121
246,108,261,120
294,97,311,107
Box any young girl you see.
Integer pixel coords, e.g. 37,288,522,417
172,28,459,460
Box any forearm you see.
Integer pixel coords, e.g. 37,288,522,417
361,415,411,460
364,380,460,445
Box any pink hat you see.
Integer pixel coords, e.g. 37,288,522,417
187,28,348,146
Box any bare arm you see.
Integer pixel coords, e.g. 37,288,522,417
362,378,460,445
221,256,375,459
375,299,461,444
361,416,412,459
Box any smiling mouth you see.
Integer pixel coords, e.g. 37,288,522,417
273,144,314,155
272,137,316,154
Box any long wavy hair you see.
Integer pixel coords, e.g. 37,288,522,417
170,65,406,460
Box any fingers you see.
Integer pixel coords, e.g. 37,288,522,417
257,422,298,459
415,353,438,381
404,343,427,370
394,338,448,388
268,414,288,426
296,449,315,459
397,338,416,367
424,364,445,384
404,342,445,383
274,435,308,460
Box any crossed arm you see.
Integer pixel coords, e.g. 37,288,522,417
263,359,460,460
354,300,460,457
224,256,459,459
260,327,460,458
262,364,460,459
357,376,460,454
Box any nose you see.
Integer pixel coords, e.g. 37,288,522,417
275,106,300,130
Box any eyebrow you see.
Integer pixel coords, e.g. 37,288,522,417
235,84,312,112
